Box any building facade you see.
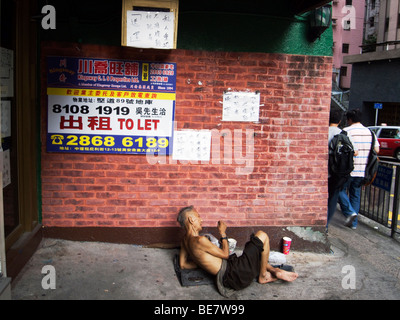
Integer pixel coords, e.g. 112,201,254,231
364,0,381,47
332,0,366,89
1,0,334,281
345,0,400,125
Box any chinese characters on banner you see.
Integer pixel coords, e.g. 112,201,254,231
47,57,176,155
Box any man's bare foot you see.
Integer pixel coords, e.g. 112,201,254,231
275,269,298,282
259,267,298,284
258,271,278,284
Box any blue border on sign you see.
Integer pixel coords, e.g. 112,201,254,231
47,133,173,155
46,56,176,155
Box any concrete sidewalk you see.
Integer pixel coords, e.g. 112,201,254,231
10,212,400,300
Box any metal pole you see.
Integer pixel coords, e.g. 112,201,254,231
0,106,5,277
375,108,378,126
0,31,6,276
391,165,400,238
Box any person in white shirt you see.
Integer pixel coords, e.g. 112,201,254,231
326,109,357,232
338,109,379,229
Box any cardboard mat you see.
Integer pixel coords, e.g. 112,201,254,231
173,255,214,286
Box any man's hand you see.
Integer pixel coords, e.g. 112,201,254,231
217,220,229,257
218,220,227,237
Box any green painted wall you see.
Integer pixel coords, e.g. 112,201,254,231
177,12,332,56
39,0,332,56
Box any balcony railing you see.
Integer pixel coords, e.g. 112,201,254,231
361,40,400,53
360,160,400,239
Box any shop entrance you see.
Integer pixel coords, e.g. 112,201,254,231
1,0,41,279
1,0,20,242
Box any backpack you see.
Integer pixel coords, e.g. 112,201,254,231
362,130,379,186
328,130,355,190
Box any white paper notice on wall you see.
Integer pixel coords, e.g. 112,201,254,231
172,130,211,161
126,10,175,49
1,100,11,138
0,47,14,98
2,149,11,188
222,91,260,122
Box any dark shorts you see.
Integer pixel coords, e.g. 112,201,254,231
222,234,264,291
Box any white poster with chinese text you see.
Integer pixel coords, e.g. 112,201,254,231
172,130,211,161
47,56,176,155
222,91,260,122
126,11,175,49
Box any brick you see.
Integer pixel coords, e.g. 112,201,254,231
97,207,116,213
97,220,115,226
128,200,147,206
74,163,95,170
64,185,85,191
40,44,332,230
52,192,75,198
106,199,127,206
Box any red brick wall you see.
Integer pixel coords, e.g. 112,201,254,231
41,42,332,230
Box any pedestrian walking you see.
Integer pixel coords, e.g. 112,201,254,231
326,109,357,232
338,109,379,229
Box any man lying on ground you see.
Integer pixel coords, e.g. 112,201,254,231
177,206,298,297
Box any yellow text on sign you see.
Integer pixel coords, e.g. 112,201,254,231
47,88,176,101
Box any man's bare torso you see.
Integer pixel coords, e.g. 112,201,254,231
181,235,223,275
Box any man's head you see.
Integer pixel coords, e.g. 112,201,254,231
177,206,202,231
329,109,343,125
346,109,362,125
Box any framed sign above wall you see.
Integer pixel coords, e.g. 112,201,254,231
121,0,179,49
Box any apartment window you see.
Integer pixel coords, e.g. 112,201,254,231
369,17,375,28
340,66,348,77
342,43,349,53
343,20,351,30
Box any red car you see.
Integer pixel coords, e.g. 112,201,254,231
369,126,400,160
